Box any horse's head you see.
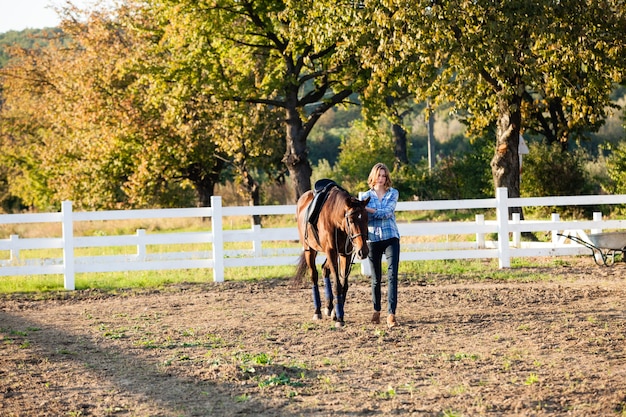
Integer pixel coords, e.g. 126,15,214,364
345,196,370,260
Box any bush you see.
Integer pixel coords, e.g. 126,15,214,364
322,120,396,194
399,134,493,201
521,141,594,197
521,140,597,217
605,141,626,194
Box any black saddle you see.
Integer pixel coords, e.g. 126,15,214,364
305,179,337,234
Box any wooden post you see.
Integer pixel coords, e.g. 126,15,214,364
496,187,510,268
475,215,485,249
591,212,603,235
551,213,560,244
62,201,75,290
211,196,224,282
9,235,19,263
512,213,521,248
136,229,146,261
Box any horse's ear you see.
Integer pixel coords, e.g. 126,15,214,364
362,197,371,205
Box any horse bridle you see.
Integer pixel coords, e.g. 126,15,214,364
341,208,366,255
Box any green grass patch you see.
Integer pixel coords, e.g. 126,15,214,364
397,257,562,282
0,255,563,294
0,255,576,294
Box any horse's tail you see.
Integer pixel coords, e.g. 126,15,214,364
291,251,309,288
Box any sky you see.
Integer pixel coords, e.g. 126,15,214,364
0,0,107,33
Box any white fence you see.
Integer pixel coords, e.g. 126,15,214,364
1,187,626,290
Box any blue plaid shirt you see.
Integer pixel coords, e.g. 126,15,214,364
362,187,400,242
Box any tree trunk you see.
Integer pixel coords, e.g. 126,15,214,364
186,159,225,208
384,96,409,170
490,95,522,219
391,122,409,170
241,165,261,225
283,106,312,201
192,175,218,208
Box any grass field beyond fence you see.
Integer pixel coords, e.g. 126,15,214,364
0,256,575,294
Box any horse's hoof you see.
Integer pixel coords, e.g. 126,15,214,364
334,321,345,328
324,308,332,317
313,313,322,320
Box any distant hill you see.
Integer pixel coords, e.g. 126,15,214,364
0,28,62,67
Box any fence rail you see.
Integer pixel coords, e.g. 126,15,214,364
1,188,626,290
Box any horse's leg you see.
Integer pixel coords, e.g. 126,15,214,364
331,255,352,326
321,259,333,317
307,249,322,320
326,250,345,327
338,254,352,322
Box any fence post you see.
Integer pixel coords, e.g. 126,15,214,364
475,215,485,249
495,187,510,268
551,213,560,244
591,212,603,234
252,224,262,257
9,235,19,263
211,196,224,282
61,201,75,290
512,213,521,248
136,229,146,261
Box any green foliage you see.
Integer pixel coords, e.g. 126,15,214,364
149,0,368,197
328,120,395,193
258,373,302,389
605,142,626,194
308,106,360,166
0,29,64,67
0,4,287,210
311,105,494,201
522,141,594,198
423,134,494,200
308,130,343,167
521,140,599,217
308,105,361,166
391,163,432,201
331,131,493,202
363,0,626,196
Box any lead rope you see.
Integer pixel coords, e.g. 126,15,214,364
333,225,356,285
339,212,358,271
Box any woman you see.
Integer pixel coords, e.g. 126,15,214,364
362,163,401,328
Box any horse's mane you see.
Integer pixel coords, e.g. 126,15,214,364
318,186,350,227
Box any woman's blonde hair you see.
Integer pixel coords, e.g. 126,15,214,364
367,163,392,189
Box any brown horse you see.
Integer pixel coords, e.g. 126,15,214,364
295,183,370,327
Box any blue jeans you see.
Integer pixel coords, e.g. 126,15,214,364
367,237,400,314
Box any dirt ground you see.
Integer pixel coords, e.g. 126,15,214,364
1,257,626,417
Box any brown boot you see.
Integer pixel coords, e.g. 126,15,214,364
387,314,398,328
371,311,380,324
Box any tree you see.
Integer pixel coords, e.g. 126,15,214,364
212,101,286,221
0,16,133,210
361,0,626,209
332,119,396,192
126,1,287,208
142,0,371,200
0,3,285,210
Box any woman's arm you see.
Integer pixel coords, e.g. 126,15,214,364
369,189,398,219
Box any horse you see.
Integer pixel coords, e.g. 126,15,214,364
294,182,370,327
